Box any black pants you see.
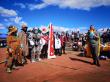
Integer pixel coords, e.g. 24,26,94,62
55,49,61,56
61,43,66,54
90,44,100,65
41,44,48,58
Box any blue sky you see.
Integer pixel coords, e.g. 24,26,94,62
0,0,110,34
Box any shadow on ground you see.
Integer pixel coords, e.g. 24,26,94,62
69,57,92,65
77,52,85,57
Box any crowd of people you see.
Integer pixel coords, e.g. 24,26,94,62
70,25,110,66
5,24,67,73
5,24,110,73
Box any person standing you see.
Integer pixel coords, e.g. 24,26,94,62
55,35,61,56
18,24,29,64
88,25,100,66
60,32,67,54
71,32,75,42
106,28,110,42
6,26,22,73
40,30,49,58
66,31,69,42
27,29,36,62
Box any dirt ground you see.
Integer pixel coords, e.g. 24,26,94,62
0,47,110,82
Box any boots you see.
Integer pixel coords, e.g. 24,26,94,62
96,59,100,67
92,60,100,67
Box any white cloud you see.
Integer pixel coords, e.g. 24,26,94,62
0,6,27,26
53,26,90,34
39,24,89,33
28,3,47,10
4,16,27,26
14,16,22,24
28,0,110,10
40,25,77,32
97,28,108,32
39,25,69,32
0,23,5,29
54,25,69,32
4,19,9,22
0,6,17,17
77,27,88,33
7,16,22,24
14,3,26,8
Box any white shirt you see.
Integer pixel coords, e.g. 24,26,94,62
55,38,61,49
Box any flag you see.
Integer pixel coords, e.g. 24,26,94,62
48,24,56,59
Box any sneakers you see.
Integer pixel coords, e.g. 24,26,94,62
6,68,12,73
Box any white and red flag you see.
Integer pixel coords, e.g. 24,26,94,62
48,24,56,59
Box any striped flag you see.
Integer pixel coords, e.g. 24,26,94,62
48,24,56,59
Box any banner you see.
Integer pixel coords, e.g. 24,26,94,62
48,24,56,59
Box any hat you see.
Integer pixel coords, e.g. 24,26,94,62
21,24,28,29
8,26,17,35
42,28,47,34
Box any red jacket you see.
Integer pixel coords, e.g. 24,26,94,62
60,35,67,46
